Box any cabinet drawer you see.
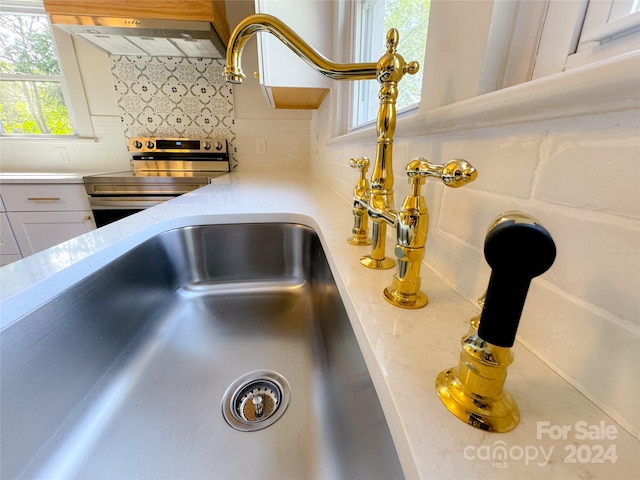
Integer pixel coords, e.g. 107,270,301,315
0,184,91,212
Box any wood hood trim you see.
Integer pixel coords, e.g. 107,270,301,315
42,0,230,44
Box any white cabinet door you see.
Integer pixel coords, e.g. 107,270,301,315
0,212,21,256
1,211,22,265
7,211,95,256
1,255,22,266
1,195,23,265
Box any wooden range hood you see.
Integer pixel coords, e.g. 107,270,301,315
43,0,230,58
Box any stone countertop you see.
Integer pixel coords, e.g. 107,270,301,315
0,171,637,479
0,173,86,184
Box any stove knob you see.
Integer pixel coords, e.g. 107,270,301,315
215,141,223,151
133,140,143,149
203,142,212,150
146,140,155,149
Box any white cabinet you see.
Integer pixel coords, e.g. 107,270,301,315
0,196,22,266
0,183,96,261
7,211,95,257
255,0,333,109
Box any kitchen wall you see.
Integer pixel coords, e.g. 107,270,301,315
311,93,640,437
0,115,130,174
0,0,312,174
225,0,313,172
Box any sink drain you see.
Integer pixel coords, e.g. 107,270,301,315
222,370,291,432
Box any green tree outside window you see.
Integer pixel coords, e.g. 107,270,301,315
384,0,430,110
0,13,73,135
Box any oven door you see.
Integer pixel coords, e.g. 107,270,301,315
89,196,172,227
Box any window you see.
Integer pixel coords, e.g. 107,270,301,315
336,0,637,140
0,5,73,135
530,0,640,80
350,0,430,129
566,0,640,69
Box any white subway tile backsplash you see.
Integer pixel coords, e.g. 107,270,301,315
540,210,639,324
234,122,311,172
436,187,528,248
424,229,489,301
408,130,541,199
521,281,640,435
536,132,640,218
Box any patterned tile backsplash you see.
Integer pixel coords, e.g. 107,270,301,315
110,56,237,168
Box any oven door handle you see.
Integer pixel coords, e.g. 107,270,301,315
89,197,169,209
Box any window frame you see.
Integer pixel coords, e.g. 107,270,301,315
350,0,384,129
566,3,640,69
0,1,94,138
331,0,639,145
534,0,640,77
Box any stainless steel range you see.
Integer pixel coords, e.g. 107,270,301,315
84,137,230,227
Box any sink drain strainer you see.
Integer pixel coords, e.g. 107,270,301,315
222,370,291,432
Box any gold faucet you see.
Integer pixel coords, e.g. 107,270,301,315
224,14,418,265
224,14,477,308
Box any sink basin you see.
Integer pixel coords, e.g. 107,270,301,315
1,223,404,479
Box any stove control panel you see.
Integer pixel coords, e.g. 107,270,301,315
128,137,227,154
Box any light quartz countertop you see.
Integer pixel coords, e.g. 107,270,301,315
1,171,637,479
0,173,85,184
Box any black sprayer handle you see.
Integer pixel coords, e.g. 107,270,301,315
477,213,556,347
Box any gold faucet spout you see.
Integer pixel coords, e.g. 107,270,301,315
224,14,378,84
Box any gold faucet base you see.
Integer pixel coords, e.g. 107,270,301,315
360,255,395,270
435,367,520,433
347,235,372,246
382,286,428,309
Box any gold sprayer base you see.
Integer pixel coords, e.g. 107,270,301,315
435,367,519,433
436,319,519,433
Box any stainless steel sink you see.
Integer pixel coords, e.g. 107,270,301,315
1,223,404,479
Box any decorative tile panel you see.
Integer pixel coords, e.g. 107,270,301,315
110,56,237,169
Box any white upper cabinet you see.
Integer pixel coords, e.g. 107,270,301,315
255,0,333,109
